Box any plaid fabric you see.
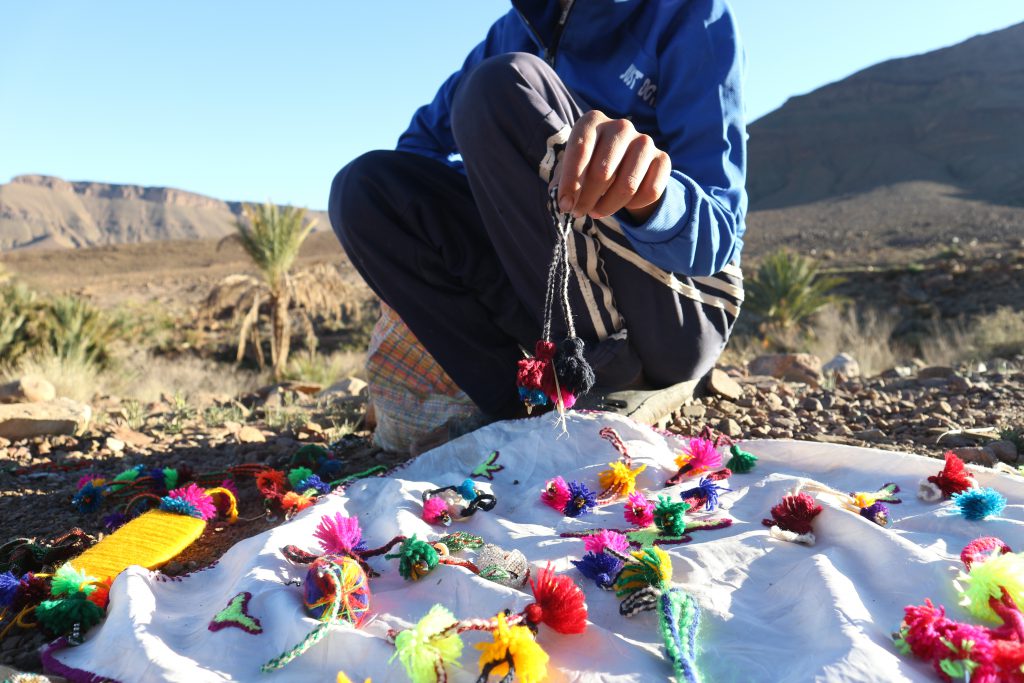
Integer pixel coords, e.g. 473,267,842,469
365,303,479,452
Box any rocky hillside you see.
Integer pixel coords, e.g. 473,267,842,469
745,22,1024,258
0,175,328,251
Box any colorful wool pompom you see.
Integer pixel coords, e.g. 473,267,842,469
563,481,597,518
726,444,757,473
304,556,371,625
552,337,595,402
386,536,439,581
288,467,315,490
540,477,571,512
36,591,106,638
457,478,479,501
675,438,723,476
955,550,1024,624
50,564,97,598
614,546,673,600
296,474,331,496
314,513,366,555
0,571,20,607
422,497,451,526
516,341,557,412
524,564,588,635
281,490,316,514
952,487,1007,521
255,469,288,498
572,551,623,590
598,460,647,499
858,502,891,527
583,530,629,555
392,604,463,683
160,484,217,520
919,451,977,502
72,481,105,514
850,482,901,509
679,477,730,512
762,491,822,545
625,491,655,527
476,612,549,683
653,496,690,537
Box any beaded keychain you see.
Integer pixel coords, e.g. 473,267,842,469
515,190,596,417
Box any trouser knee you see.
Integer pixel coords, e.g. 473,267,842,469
328,150,396,258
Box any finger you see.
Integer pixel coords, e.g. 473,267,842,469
557,111,604,213
589,136,655,219
573,119,635,218
625,151,671,212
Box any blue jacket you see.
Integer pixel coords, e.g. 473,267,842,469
397,0,747,277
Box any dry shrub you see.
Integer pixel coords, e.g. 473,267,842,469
5,352,101,403
972,306,1024,359
807,305,906,377
285,349,366,385
919,320,975,367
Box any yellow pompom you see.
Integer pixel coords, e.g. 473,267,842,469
336,673,370,683
956,552,1024,623
597,461,647,497
476,613,548,683
851,492,877,508
392,604,463,683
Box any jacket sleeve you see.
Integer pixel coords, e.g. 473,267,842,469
615,0,747,277
396,14,517,167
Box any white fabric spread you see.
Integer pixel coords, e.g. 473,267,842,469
50,412,1024,682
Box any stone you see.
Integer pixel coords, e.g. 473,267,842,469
0,375,56,404
950,446,996,468
322,377,369,399
681,404,706,419
802,397,823,412
104,436,125,452
822,353,861,379
853,428,885,441
0,399,92,440
706,369,742,401
110,425,155,448
237,426,266,444
748,353,823,386
919,366,956,380
988,439,1019,465
763,393,784,411
718,418,742,438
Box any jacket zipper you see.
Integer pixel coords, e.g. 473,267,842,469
546,0,577,67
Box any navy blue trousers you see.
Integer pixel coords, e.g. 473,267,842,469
329,53,742,418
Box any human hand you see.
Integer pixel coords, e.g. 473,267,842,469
553,110,671,223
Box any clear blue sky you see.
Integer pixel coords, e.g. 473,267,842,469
1,1,1021,210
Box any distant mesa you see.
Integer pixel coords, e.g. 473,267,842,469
0,174,326,252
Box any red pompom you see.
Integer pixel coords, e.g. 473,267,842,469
526,564,588,634
86,579,112,610
762,492,822,535
255,469,287,499
928,452,976,498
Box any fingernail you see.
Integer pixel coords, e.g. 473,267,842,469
559,196,572,213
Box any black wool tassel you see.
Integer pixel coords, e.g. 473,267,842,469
553,337,595,398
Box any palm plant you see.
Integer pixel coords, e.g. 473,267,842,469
226,202,315,378
745,250,846,348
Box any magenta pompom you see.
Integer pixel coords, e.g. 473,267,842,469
680,438,723,473
314,513,363,555
583,530,629,555
422,497,448,524
167,483,217,520
541,477,571,512
624,491,655,527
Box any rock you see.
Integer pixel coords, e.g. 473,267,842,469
322,377,369,399
853,428,885,442
801,397,822,412
706,369,742,401
919,366,956,380
718,418,742,438
822,353,861,379
681,404,706,419
748,354,823,386
110,425,155,448
237,426,266,444
763,393,784,411
0,375,56,404
0,399,92,440
950,446,996,468
104,436,125,452
988,440,1019,465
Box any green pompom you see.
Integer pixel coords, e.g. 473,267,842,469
50,564,96,598
163,468,179,491
113,467,141,484
288,467,314,490
391,605,463,683
653,496,689,537
385,536,439,581
292,444,330,468
36,592,105,636
727,445,757,473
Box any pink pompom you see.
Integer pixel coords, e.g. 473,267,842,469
314,513,363,555
541,477,571,512
624,491,654,527
558,389,577,410
167,483,217,521
422,497,448,524
678,437,723,474
218,478,239,496
76,474,98,490
583,530,629,555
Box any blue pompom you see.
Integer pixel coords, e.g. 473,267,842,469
316,459,344,482
0,571,21,607
563,481,597,517
102,511,128,532
457,478,479,501
571,552,623,589
518,386,549,407
296,475,331,496
952,487,1007,520
72,482,105,514
679,477,730,512
859,502,890,527
158,496,200,518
